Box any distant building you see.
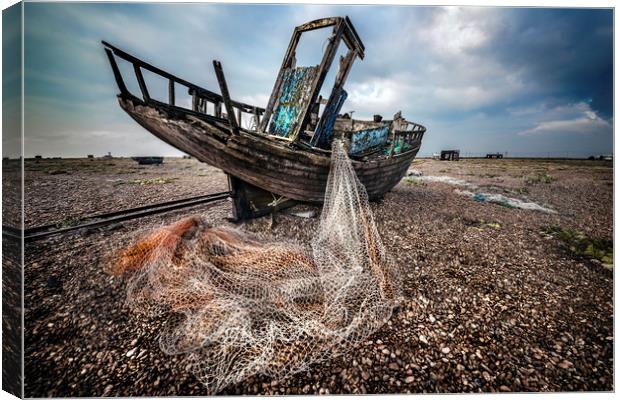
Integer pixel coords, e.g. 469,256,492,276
440,150,460,161
486,153,504,159
103,152,113,159
87,154,94,159
599,154,613,161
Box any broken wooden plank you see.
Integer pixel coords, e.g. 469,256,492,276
213,60,239,134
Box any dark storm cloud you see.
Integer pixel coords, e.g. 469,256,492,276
21,4,613,157
477,8,613,117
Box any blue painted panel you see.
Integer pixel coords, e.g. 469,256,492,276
349,125,389,155
268,67,317,138
313,89,348,149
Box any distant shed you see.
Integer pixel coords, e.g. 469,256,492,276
486,153,503,159
440,150,460,161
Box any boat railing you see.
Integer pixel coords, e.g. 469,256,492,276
388,120,426,156
102,41,265,129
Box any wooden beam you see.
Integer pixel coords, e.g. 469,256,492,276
311,48,356,146
259,29,303,133
133,64,150,101
104,48,128,95
296,17,341,33
103,41,264,114
213,60,239,134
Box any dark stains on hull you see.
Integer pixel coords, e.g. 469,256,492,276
103,16,427,207
119,97,421,203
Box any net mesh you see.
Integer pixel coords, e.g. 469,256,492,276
110,140,402,393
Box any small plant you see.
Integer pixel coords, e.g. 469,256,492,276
543,226,613,266
515,187,529,194
404,177,426,186
462,217,501,230
525,173,554,185
55,216,82,229
115,177,177,186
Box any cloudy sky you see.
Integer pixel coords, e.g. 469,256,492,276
12,3,614,157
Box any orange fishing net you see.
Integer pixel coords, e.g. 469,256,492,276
110,140,402,393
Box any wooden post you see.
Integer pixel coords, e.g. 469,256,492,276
168,79,175,106
213,60,239,134
215,102,222,118
237,108,243,128
191,92,198,111
133,64,150,102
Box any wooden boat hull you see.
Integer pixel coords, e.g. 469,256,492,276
119,96,420,203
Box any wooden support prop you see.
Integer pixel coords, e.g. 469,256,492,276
228,175,297,221
104,48,128,95
168,79,175,106
191,93,198,111
133,64,150,101
213,60,239,134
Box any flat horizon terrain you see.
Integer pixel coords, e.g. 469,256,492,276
19,157,612,395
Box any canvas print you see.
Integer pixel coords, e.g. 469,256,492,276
1,2,614,398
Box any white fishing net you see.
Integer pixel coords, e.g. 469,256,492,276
110,140,402,393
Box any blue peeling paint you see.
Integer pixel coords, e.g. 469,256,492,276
268,66,318,138
349,126,389,155
313,89,348,149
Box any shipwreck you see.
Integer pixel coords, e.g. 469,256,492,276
103,16,427,219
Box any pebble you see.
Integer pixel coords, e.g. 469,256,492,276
126,348,137,357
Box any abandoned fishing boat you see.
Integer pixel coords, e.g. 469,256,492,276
103,16,426,219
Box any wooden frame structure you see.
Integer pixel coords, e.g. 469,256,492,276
101,16,428,220
258,17,365,144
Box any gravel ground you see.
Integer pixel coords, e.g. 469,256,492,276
23,158,613,396
23,157,228,227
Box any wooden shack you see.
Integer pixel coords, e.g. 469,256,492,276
440,150,460,161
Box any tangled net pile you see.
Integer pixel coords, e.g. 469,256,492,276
110,140,402,393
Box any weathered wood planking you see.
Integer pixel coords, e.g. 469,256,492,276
119,97,420,203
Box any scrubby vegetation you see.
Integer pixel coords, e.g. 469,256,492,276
543,226,613,266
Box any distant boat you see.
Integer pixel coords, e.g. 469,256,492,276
103,16,427,205
132,156,164,165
